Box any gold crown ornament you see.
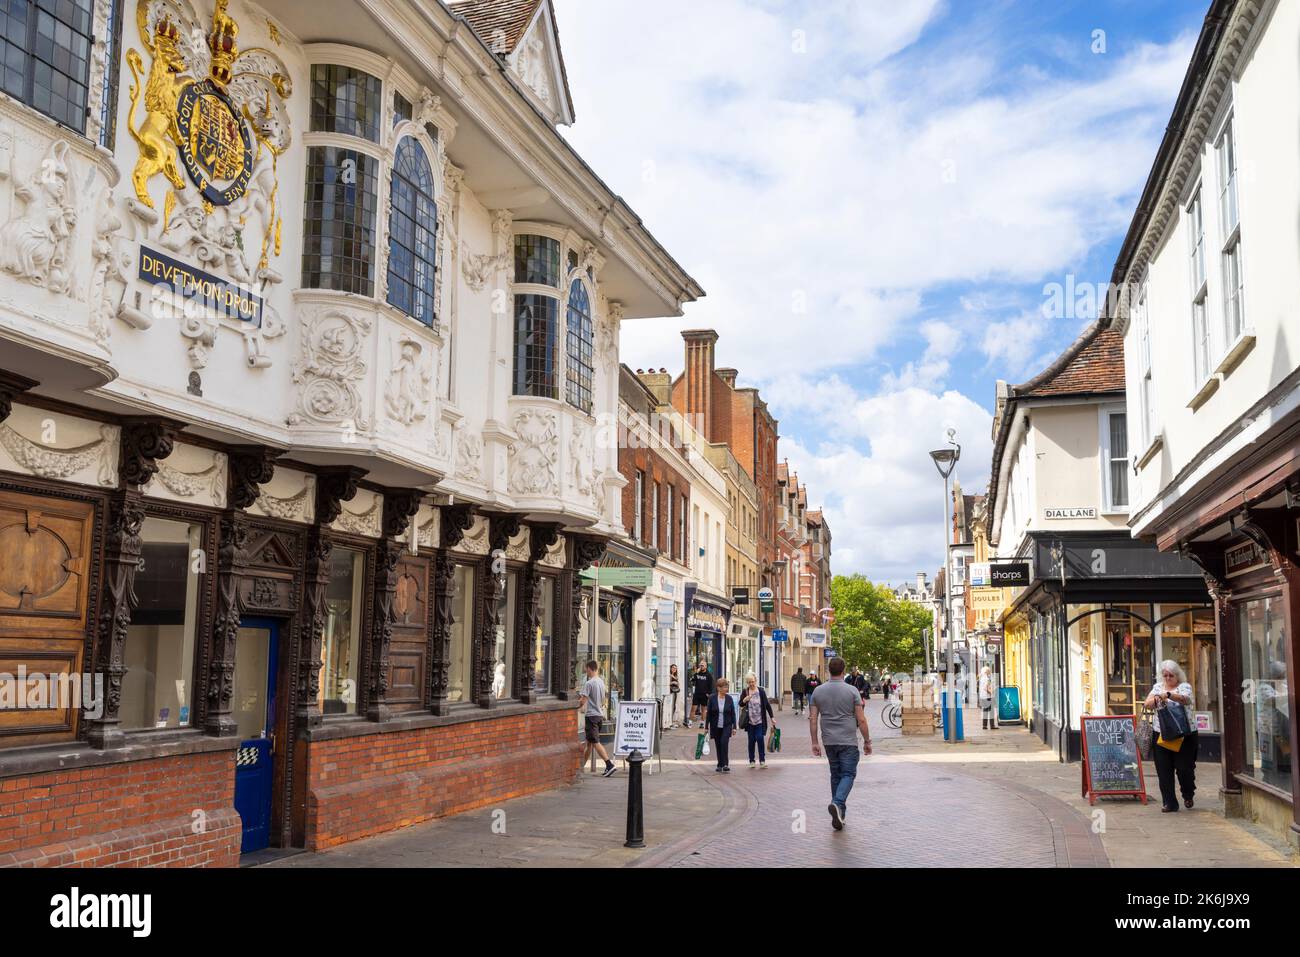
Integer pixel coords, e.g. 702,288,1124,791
207,0,240,86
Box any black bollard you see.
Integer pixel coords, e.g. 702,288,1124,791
624,750,645,848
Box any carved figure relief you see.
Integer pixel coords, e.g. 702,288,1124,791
0,421,117,487
0,140,78,294
289,311,372,430
570,422,598,507
508,409,558,497
513,33,552,107
88,190,127,345
459,241,509,292
384,337,433,427
455,429,484,484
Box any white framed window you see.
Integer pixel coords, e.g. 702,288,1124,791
651,481,660,551
633,470,644,542
1186,187,1212,384
665,490,674,559
1100,407,1129,512
1216,114,1245,345
1133,278,1156,450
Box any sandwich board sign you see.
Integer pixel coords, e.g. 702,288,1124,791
613,699,658,758
1080,714,1147,805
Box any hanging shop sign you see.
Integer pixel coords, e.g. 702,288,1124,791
686,600,728,633
1225,540,1268,577
580,566,653,588
1080,714,1147,805
758,587,775,613
731,586,750,605
803,628,827,645
970,562,1031,587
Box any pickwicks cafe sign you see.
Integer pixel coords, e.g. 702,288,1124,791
139,247,263,325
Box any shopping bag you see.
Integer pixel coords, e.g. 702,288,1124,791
1135,715,1155,759
768,727,781,752
701,735,711,757
695,732,705,760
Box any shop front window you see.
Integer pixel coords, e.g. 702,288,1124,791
598,599,627,714
320,548,364,715
491,571,517,700
447,563,476,704
1240,597,1291,794
532,576,555,694
122,518,203,730
1159,605,1219,725
1104,605,1153,716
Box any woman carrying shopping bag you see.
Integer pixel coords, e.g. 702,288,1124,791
739,674,775,769
1144,660,1198,812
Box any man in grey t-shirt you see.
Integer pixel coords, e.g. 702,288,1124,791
579,660,617,777
809,657,873,831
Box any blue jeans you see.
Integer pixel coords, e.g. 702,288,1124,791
825,745,860,813
747,724,767,763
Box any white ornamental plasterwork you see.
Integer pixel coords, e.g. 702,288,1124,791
0,140,79,296
508,409,558,497
570,422,598,507
455,429,484,483
513,33,553,108
155,458,226,499
384,337,434,427
289,311,372,430
415,508,439,550
540,535,566,569
254,475,315,523
457,516,490,556
598,301,623,363
505,530,530,563
335,499,382,538
88,189,128,346
0,423,117,486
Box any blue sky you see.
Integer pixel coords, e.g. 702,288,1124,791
554,0,1208,582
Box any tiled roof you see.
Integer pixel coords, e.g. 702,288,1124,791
777,462,789,482
448,0,541,53
806,510,823,525
1021,328,1126,397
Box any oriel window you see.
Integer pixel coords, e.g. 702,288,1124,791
0,0,93,133
386,136,438,325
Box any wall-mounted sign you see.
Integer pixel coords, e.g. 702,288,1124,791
1044,507,1098,520
970,588,1005,610
139,247,263,325
686,600,728,633
580,566,653,588
971,562,1031,587
731,586,750,605
1225,540,1267,577
757,587,775,613
803,628,827,645
771,629,789,642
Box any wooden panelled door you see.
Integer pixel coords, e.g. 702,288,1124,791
386,555,431,713
0,489,96,745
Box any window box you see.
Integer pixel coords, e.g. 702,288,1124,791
1187,374,1221,411
1213,329,1256,378
1135,432,1164,471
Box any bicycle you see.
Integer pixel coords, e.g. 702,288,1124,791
882,702,902,729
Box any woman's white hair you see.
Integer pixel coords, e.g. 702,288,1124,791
744,672,758,686
1157,659,1187,684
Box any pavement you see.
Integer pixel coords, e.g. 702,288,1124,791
263,697,1298,868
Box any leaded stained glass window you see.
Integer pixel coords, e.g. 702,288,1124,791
309,63,383,142
302,146,379,295
386,137,438,325
514,294,558,398
565,279,594,414
0,0,93,132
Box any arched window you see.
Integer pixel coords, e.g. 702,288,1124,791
386,136,438,325
565,279,593,413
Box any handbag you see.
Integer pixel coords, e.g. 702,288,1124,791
1158,699,1191,741
1156,733,1183,752
1135,713,1155,759
738,701,750,730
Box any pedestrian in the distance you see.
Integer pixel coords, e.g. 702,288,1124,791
806,671,820,701
579,660,617,777
668,664,681,728
809,656,874,830
706,678,737,773
978,666,996,730
688,660,713,728
791,667,807,714
740,673,775,769
1144,660,1198,812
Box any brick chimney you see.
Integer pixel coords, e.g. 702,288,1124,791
716,368,738,388
681,329,718,441
637,370,672,406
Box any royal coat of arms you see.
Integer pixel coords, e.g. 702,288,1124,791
126,0,292,274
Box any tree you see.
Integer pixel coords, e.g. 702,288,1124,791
829,574,928,674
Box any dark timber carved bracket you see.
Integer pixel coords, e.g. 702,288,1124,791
118,418,181,489
367,490,423,722
315,466,367,527
439,502,476,549
429,549,458,715
206,512,250,736
0,370,37,423
297,526,334,729
227,445,281,511
476,514,522,706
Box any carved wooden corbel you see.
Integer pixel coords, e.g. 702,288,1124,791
206,511,250,736
439,502,476,549
314,466,367,526
227,445,281,511
0,370,37,423
118,417,182,489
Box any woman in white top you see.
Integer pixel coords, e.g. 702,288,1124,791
978,666,996,730
1143,659,1198,812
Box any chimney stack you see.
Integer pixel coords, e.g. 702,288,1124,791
716,367,738,388
637,369,672,405
681,329,718,442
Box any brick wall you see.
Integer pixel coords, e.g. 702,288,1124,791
0,751,240,868
304,707,582,850
618,442,689,562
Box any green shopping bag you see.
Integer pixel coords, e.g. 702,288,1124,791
768,727,781,752
695,731,706,760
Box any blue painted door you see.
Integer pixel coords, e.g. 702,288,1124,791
233,618,279,854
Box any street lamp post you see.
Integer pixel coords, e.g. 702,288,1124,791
930,430,960,742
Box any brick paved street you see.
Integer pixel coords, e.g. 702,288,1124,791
264,697,1299,869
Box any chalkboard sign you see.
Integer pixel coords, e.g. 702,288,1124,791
1080,714,1148,805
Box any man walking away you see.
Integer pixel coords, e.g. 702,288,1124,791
579,660,617,777
809,656,873,831
791,667,807,714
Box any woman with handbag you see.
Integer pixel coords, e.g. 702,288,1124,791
706,678,737,773
739,674,775,769
1143,659,1198,812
